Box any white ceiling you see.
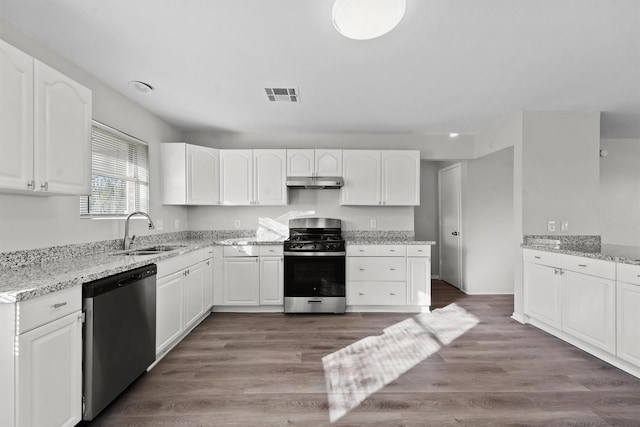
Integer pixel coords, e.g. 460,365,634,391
1,0,639,138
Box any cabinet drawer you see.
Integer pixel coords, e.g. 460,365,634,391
523,249,564,266
558,254,616,280
223,245,258,257
259,245,283,256
407,245,430,257
375,245,406,256
17,286,81,334
617,263,640,286
348,282,406,305
348,257,405,281
347,245,376,256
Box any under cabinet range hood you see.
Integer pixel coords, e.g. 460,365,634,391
286,176,344,189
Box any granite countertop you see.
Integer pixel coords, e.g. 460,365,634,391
522,243,640,266
346,238,436,245
0,238,218,303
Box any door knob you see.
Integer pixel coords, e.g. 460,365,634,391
451,231,459,236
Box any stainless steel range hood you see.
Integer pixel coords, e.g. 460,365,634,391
286,176,344,189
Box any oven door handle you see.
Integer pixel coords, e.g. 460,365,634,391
283,251,346,257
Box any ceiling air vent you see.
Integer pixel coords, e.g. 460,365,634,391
265,87,300,103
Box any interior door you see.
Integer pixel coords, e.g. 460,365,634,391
439,164,462,289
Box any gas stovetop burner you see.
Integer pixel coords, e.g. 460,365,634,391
284,217,345,253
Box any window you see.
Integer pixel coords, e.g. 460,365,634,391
80,122,149,216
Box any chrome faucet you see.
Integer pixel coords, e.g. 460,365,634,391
123,211,155,250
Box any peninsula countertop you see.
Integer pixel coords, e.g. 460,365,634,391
522,243,640,266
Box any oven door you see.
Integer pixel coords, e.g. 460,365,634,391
284,253,346,298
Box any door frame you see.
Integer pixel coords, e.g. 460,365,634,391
438,163,463,290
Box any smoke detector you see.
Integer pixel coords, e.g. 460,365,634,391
265,88,300,103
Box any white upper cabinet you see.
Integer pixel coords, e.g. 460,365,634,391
220,149,253,205
381,150,420,205
0,38,33,192
161,143,220,205
341,150,419,206
253,149,287,205
34,61,92,195
220,149,287,206
287,149,342,177
341,150,381,205
0,39,92,196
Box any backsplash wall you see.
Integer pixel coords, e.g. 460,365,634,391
187,189,414,231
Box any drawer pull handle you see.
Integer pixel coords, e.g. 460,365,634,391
390,293,396,296
359,250,365,252
578,264,587,267
534,256,541,259
390,250,395,252
390,268,396,271
359,268,365,271
417,250,423,252
359,293,364,296
52,302,67,309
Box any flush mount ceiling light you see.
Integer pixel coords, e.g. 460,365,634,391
332,0,406,40
128,80,154,94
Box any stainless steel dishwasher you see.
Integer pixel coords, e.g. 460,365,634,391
82,264,157,421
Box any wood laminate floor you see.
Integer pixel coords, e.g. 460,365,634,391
89,281,640,426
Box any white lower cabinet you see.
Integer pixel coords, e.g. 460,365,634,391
223,257,260,305
218,245,283,308
523,249,640,377
347,244,431,310
523,262,562,329
0,285,82,427
562,270,615,353
155,247,212,358
17,312,82,427
204,254,214,311
617,263,640,366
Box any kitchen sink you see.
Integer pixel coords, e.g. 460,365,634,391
115,245,188,256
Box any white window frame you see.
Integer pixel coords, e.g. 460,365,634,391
80,121,150,218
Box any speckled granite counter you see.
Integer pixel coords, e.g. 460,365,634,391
346,238,436,245
522,243,640,266
0,235,285,304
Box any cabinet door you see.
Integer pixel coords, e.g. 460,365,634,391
254,149,287,205
0,39,34,192
523,263,562,328
286,149,314,177
562,271,616,353
204,256,214,311
184,261,206,329
17,311,82,427
260,256,283,305
314,149,342,176
407,257,431,306
223,258,260,305
156,271,184,355
341,150,381,205
187,145,219,205
382,150,420,205
34,60,91,195
617,282,640,366
220,150,252,205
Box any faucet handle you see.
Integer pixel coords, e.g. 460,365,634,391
130,235,136,245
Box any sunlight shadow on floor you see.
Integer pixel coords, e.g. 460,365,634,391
322,303,479,422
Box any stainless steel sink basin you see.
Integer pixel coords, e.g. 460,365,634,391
115,245,188,256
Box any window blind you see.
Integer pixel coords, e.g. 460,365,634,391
80,122,149,216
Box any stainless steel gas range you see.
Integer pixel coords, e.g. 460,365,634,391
283,218,346,314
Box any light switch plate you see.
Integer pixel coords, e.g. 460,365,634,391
547,220,556,232
370,219,376,229
234,220,241,229
561,220,569,232
156,219,164,230
174,219,180,230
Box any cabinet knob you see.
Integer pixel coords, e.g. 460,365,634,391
27,180,35,189
534,256,541,259
40,182,49,191
390,293,396,296
359,292,364,296
390,268,396,271
359,268,365,271
578,264,587,267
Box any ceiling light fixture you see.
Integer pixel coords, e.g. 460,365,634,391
128,80,154,94
332,0,406,40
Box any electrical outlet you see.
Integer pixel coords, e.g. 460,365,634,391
174,219,180,230
234,220,241,229
547,220,556,233
561,220,569,232
370,219,376,229
155,219,164,230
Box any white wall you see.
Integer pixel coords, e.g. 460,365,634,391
462,147,514,294
414,161,440,275
521,111,600,235
188,189,414,232
600,138,640,245
0,21,186,252
185,132,476,160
